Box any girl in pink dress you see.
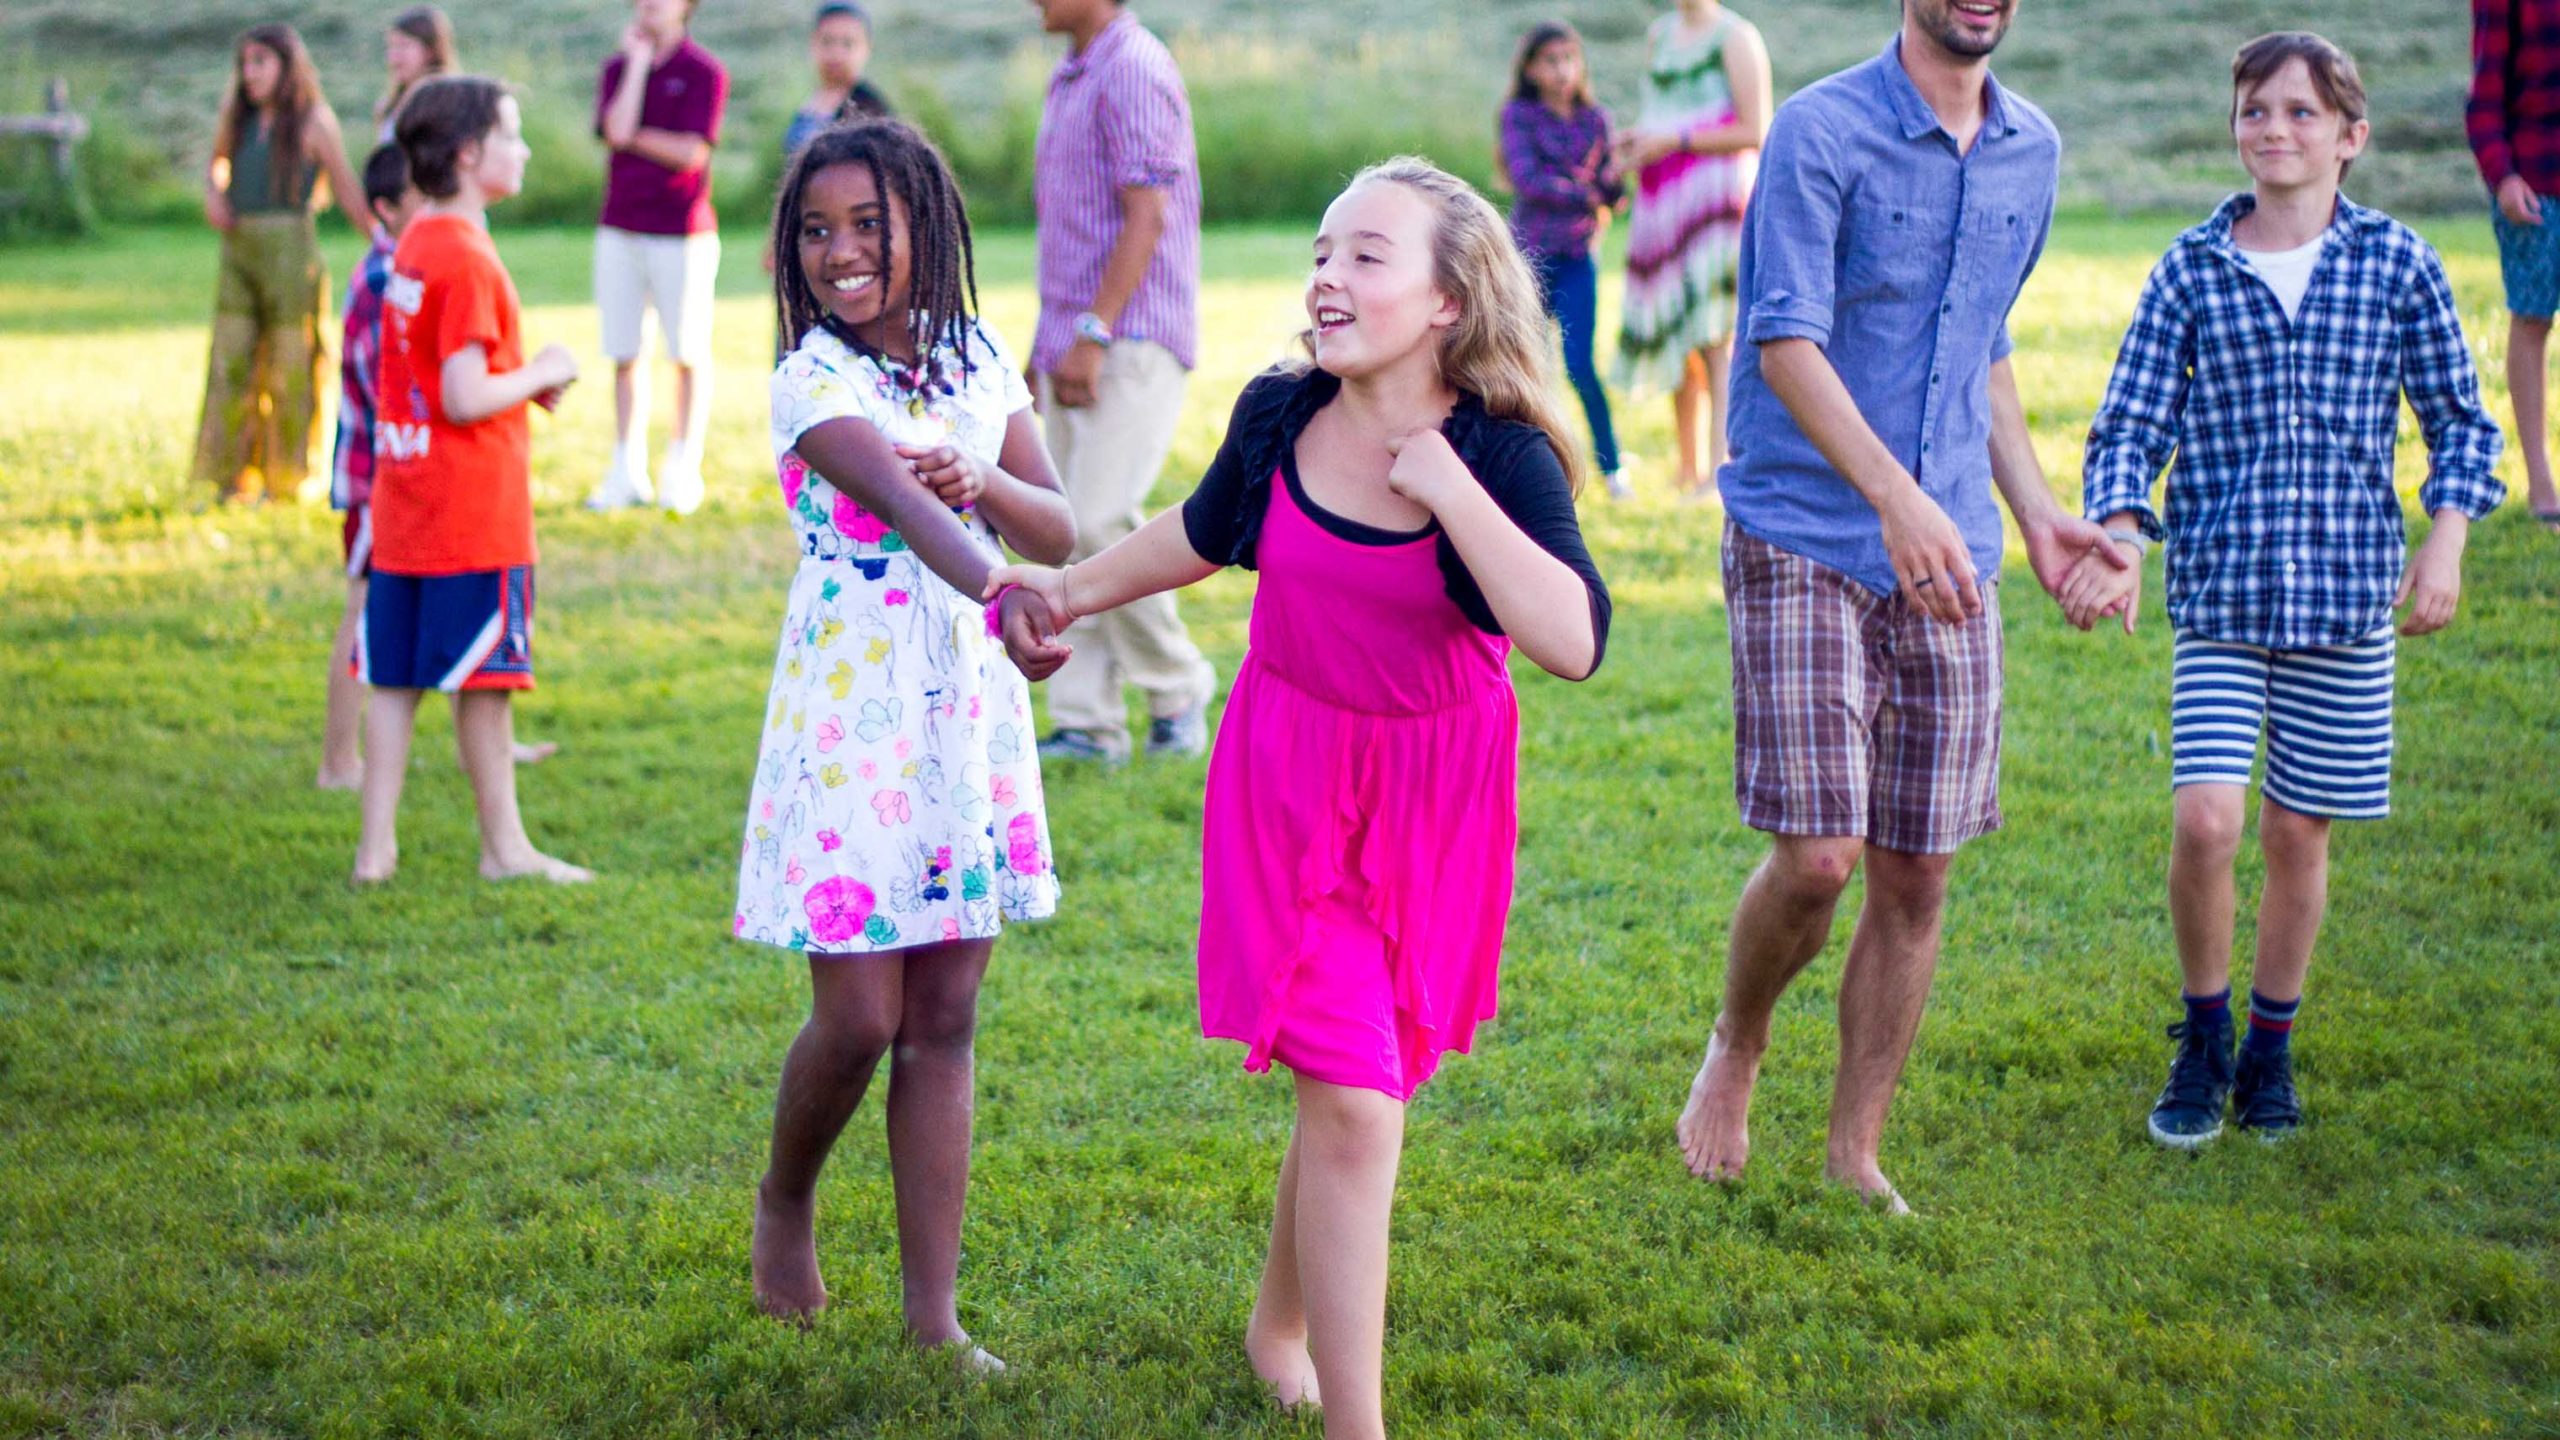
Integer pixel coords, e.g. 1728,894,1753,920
989,157,1609,1440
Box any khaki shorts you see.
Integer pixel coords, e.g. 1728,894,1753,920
594,226,719,365
1723,521,2003,855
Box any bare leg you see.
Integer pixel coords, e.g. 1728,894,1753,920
671,360,706,459
755,953,903,1319
1246,1121,1321,1409
453,691,591,882
1678,835,1864,1179
884,939,995,1352
2168,784,2248,999
1671,348,1708,493
2510,315,2555,518
2250,798,2332,1004
1292,1076,1404,1440
319,575,369,789
614,358,648,461
1824,844,1953,1209
351,686,422,883
1701,338,1733,486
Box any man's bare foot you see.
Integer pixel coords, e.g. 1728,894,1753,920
1824,1159,1915,1216
1676,1029,1760,1181
479,850,594,884
928,1339,1008,1378
1245,1317,1322,1410
316,764,363,791
512,739,558,765
752,1182,828,1321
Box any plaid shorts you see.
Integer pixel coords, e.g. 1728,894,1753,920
1723,522,2004,855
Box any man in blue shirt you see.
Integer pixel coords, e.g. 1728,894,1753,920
1672,0,2127,1212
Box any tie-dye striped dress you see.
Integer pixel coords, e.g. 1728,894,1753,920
1616,9,1756,396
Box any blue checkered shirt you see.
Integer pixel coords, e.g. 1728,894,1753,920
2083,194,2504,650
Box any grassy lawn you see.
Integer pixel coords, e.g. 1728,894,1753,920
1,218,2555,1438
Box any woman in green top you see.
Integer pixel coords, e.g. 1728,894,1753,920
196,23,369,503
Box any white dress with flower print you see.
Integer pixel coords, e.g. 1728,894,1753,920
734,323,1060,954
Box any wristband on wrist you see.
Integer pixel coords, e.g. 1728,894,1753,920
1072,312,1114,348
2104,526,2152,558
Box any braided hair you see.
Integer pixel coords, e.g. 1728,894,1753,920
771,117,982,387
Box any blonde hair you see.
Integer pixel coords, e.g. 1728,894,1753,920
1296,156,1586,493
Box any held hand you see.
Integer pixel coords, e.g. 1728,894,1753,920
997,586,1073,681
896,442,988,508
2395,529,2465,636
1615,129,1680,171
1879,486,1983,625
984,563,1077,626
1049,340,1105,409
2498,174,2545,228
1382,427,1471,514
2057,545,2141,634
2021,512,2131,601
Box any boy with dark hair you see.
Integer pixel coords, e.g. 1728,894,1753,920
589,0,729,515
785,1,893,159
2071,32,2504,1145
358,76,590,887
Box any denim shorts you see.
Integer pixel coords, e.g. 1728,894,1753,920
2495,194,2560,320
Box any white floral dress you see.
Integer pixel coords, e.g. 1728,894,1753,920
733,323,1061,954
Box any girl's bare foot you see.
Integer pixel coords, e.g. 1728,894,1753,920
1676,1031,1758,1181
511,739,558,765
479,850,594,884
1245,1320,1322,1410
316,764,363,791
350,845,398,887
752,1182,828,1320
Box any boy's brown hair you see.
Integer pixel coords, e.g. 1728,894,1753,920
2231,32,2367,177
395,75,507,200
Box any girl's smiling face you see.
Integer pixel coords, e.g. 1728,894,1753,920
1305,180,1459,381
799,161,915,357
1526,38,1582,107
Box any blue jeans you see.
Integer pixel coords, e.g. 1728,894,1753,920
1528,248,1621,476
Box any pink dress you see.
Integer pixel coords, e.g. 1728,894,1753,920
1197,464,1521,1100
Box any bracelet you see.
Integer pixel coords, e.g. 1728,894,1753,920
2103,526,2153,559
1072,312,1115,348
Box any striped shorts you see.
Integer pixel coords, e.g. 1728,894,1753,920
2169,629,2395,819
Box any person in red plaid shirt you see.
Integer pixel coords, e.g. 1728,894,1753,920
2471,0,2560,527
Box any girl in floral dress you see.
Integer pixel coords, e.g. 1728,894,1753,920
1613,0,1771,496
736,120,1076,1369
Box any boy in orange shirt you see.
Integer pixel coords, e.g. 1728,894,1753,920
356,75,590,886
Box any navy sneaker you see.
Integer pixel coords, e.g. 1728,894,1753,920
1145,706,1207,759
2147,1016,2236,1149
2232,1045,2303,1140
1036,728,1130,766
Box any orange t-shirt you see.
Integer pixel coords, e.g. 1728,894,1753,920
372,213,536,574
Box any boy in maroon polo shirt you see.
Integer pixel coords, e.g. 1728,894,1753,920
590,0,728,516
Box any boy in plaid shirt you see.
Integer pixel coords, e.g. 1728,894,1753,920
2067,33,2504,1146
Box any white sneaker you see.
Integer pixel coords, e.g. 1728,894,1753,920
586,456,653,511
1603,469,1633,501
657,451,704,516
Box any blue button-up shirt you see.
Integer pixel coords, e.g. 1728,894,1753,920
1719,38,2060,596
2083,195,2505,650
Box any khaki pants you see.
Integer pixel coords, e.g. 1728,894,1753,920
193,214,327,501
1038,340,1218,740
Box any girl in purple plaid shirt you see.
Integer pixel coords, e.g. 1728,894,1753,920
2067,33,2504,1149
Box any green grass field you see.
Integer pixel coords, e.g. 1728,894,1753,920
1,218,2555,1438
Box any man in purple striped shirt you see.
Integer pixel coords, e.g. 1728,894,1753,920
1029,0,1216,765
